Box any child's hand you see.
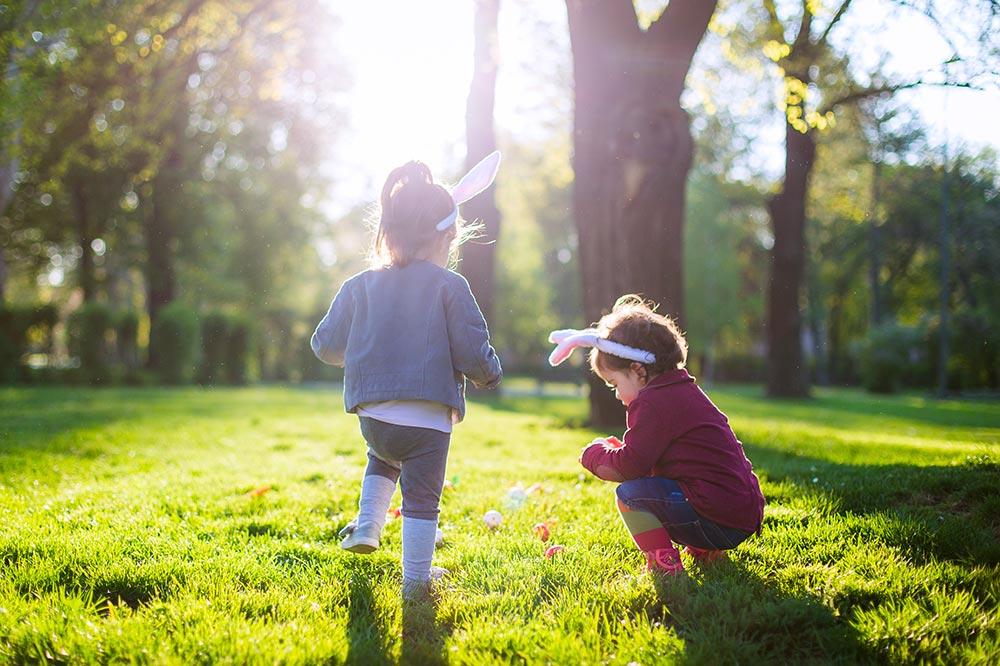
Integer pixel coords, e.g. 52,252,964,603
578,437,607,462
581,436,624,455
603,436,624,450
578,437,627,483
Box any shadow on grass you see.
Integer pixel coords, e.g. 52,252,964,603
400,592,452,666
0,386,234,460
0,387,134,455
705,383,1000,428
343,560,453,666
344,562,393,666
748,442,1000,565
647,560,878,665
468,392,589,428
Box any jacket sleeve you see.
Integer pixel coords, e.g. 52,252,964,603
310,281,354,367
444,274,503,389
580,397,663,481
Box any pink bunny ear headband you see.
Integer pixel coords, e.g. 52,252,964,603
435,150,502,231
547,328,655,367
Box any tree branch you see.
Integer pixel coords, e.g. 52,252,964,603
816,0,853,48
819,79,975,114
791,0,813,54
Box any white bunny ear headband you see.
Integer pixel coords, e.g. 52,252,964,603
435,150,502,231
547,328,655,367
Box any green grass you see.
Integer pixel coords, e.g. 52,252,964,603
0,383,998,665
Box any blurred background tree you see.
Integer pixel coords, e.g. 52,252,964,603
1,0,997,409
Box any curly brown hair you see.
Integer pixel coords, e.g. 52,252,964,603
588,294,688,378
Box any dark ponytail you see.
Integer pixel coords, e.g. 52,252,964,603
372,161,454,268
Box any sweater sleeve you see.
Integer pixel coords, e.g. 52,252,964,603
310,280,354,367
580,397,664,481
444,273,502,389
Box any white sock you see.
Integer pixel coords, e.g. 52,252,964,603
356,474,396,537
401,516,438,584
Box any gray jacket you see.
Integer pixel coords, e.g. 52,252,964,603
311,261,502,422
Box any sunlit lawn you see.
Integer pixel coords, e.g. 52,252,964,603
1,383,998,664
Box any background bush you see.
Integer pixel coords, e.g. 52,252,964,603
945,308,999,391
857,321,928,393
150,304,199,385
0,304,60,383
198,313,250,386
67,304,115,385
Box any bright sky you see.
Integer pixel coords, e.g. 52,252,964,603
327,1,999,213
328,3,475,209
835,0,1000,156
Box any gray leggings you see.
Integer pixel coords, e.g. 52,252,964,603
358,417,451,521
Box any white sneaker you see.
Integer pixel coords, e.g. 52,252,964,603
340,527,379,554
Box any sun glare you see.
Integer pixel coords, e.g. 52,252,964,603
330,3,475,208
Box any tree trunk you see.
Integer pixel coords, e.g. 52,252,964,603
71,179,97,302
869,156,883,324
766,122,815,397
462,0,501,325
146,152,180,331
567,0,716,427
0,156,14,304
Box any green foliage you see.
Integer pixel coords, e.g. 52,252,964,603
224,316,250,386
945,308,1000,392
857,321,930,393
684,170,768,379
66,303,115,385
198,312,250,386
150,303,199,385
0,303,58,382
0,385,997,662
2,0,348,388
491,142,572,375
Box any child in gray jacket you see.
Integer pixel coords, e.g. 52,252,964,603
312,153,503,599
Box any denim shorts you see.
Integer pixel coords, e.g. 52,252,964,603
616,477,753,551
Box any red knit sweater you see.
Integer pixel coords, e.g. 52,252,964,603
581,368,765,533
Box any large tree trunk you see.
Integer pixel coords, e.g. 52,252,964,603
766,122,815,397
461,0,501,324
567,0,716,427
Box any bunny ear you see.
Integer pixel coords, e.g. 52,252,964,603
548,328,598,344
451,151,501,204
548,331,600,366
546,326,656,366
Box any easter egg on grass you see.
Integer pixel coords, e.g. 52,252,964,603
483,510,503,529
533,523,550,542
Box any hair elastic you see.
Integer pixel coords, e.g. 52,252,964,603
547,328,656,367
435,151,502,231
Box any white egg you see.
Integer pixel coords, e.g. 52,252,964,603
483,509,503,529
